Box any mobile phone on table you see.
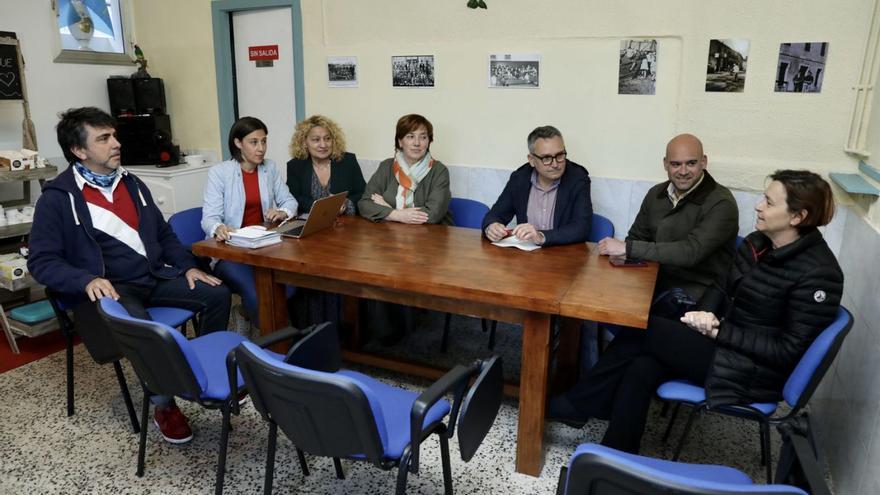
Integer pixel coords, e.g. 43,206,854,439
608,255,647,267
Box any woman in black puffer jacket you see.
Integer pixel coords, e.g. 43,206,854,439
550,170,843,454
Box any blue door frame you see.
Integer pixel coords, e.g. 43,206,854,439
211,0,305,160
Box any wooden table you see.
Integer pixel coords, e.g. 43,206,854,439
193,217,657,476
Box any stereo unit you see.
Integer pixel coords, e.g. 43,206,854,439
133,78,166,115
107,78,136,116
116,115,179,166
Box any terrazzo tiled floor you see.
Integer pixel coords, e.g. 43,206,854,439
0,310,789,494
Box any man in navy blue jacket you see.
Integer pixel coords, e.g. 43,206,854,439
481,125,592,246
28,107,231,444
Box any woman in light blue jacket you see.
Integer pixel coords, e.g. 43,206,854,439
201,116,297,327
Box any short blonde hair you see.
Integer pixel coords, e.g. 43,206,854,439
289,115,347,161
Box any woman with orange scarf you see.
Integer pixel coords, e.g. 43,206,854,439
358,114,451,225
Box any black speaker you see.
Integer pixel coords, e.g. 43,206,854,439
107,78,136,116
133,78,166,115
116,115,179,166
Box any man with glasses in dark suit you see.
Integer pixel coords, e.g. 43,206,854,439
482,125,593,246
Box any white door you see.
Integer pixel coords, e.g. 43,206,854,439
232,8,296,180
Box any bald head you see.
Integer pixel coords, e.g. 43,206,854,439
665,133,704,159
663,133,707,195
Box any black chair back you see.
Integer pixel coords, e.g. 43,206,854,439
455,355,503,461
237,326,385,462
561,450,805,495
97,298,203,400
46,288,124,365
787,306,853,413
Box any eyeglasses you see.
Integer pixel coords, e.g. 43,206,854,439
531,151,567,165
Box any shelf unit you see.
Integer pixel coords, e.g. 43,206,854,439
0,165,59,353
0,165,58,207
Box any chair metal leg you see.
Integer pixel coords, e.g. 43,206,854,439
759,421,768,466
264,422,277,495
395,450,412,495
136,390,150,477
441,313,452,352
333,457,345,479
65,332,75,417
487,320,497,350
761,420,773,483
662,402,681,442
296,447,309,477
113,361,141,433
672,405,702,461
214,404,232,495
439,433,453,495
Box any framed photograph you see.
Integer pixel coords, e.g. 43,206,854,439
488,53,540,88
328,56,358,88
705,39,750,92
392,55,434,88
52,0,134,65
618,39,657,95
774,42,828,93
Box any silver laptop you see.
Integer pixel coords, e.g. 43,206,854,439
275,191,348,239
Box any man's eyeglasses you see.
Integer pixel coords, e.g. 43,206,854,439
531,151,567,165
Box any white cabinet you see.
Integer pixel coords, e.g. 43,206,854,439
131,161,213,218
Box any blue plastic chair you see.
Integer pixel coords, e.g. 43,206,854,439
589,213,614,243
555,441,823,495
45,288,197,432
658,306,853,483
236,322,503,494
448,197,490,229
442,198,496,351
96,297,296,495
168,207,204,250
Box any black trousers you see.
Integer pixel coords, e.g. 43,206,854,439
115,276,231,334
563,315,715,453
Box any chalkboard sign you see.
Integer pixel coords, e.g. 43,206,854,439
0,33,23,100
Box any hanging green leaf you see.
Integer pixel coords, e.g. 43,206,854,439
477,0,487,8
467,0,478,8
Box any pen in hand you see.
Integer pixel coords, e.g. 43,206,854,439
276,216,292,229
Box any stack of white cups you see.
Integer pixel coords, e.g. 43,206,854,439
4,207,27,225
20,206,34,223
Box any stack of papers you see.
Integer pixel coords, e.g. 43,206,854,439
491,236,541,251
227,226,282,249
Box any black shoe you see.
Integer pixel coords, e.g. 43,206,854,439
547,395,588,429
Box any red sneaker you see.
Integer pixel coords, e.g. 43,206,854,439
153,403,194,444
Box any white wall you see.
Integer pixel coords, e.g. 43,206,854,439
812,211,880,494
0,0,133,199
300,0,873,190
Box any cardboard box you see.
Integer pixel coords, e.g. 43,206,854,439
0,257,28,280
0,149,38,171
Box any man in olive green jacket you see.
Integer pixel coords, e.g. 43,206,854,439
598,133,738,305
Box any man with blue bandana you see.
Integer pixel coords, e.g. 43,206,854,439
28,107,231,444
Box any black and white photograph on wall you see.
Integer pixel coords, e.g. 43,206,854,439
327,56,358,88
488,53,540,88
618,39,657,95
392,55,434,87
774,42,828,93
705,39,750,92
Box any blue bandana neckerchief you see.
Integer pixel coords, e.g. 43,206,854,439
74,161,119,189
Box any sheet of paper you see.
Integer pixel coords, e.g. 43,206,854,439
491,236,541,251
230,225,274,239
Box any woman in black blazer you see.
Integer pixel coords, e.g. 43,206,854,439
286,115,365,214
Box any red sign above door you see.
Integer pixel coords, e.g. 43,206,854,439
248,45,279,61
